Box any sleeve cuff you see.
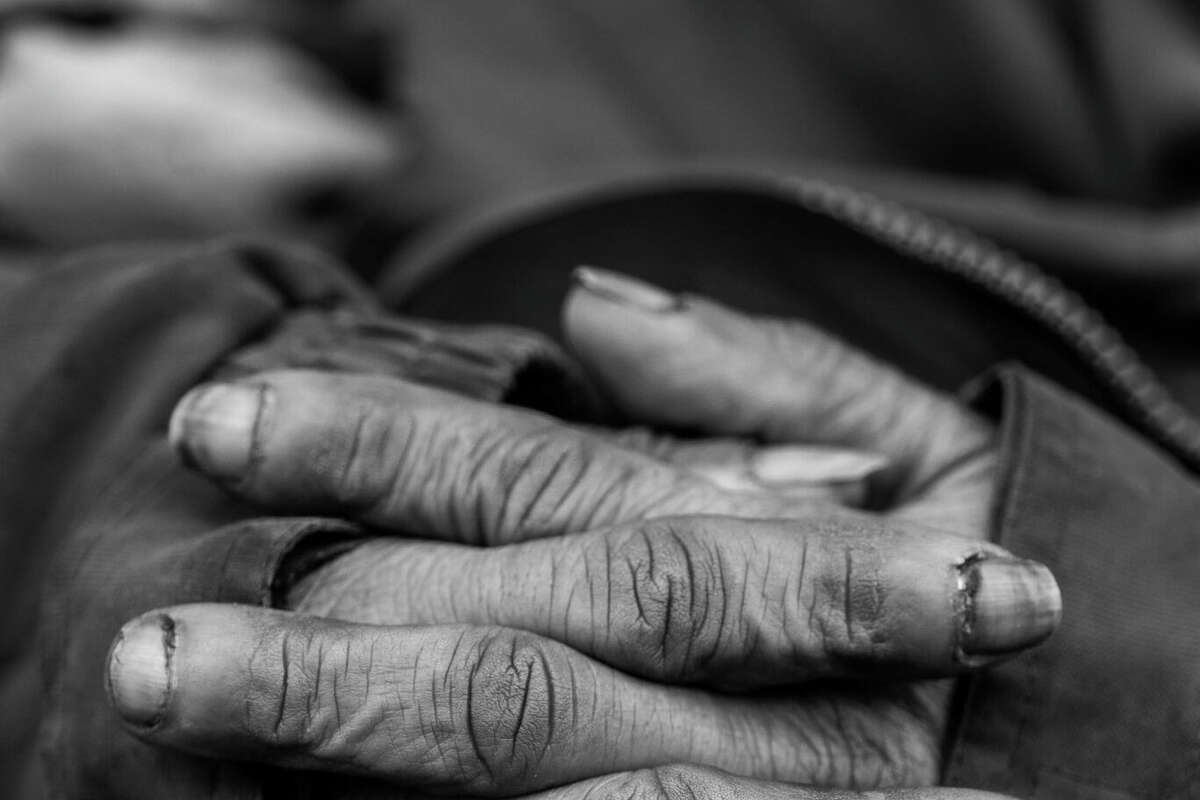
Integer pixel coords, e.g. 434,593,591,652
946,365,1200,799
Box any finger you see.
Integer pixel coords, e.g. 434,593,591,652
106,605,962,793
563,268,992,498
169,370,853,545
592,427,890,506
290,516,1062,687
525,765,1016,800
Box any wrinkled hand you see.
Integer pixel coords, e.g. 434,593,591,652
563,267,998,539
105,271,1058,796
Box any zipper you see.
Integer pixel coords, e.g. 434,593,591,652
787,177,1200,470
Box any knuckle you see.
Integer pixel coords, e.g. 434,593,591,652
319,397,412,512
487,425,593,538
608,521,726,680
244,624,350,751
802,536,889,669
456,630,565,788
768,320,897,434
487,423,653,542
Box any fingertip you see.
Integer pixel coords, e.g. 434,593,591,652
570,266,683,313
564,268,733,426
957,555,1062,663
749,446,891,486
107,612,175,729
564,267,688,350
169,382,267,482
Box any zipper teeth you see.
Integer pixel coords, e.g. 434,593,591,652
789,178,1200,468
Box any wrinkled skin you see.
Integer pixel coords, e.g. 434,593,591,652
108,274,1048,799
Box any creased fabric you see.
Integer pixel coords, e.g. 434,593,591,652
0,239,586,798
945,368,1200,799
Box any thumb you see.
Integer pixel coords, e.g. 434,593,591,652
563,267,992,498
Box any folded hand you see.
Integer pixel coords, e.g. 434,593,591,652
106,270,1059,796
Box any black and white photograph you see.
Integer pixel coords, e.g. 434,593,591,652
0,3,1192,798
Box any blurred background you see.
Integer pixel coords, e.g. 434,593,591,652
4,1,1200,284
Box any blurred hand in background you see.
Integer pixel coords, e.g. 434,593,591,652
0,1,406,246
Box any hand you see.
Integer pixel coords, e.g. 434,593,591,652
563,267,999,540
106,273,1059,794
0,15,400,244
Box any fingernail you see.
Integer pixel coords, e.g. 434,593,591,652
958,556,1061,660
572,266,682,313
107,614,175,727
168,383,266,481
749,446,890,486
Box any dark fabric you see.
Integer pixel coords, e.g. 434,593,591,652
0,238,371,797
943,367,1200,799
0,240,588,798
373,0,1147,215
218,309,603,422
374,0,1200,405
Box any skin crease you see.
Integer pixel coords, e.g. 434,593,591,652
270,376,980,786
117,278,1049,799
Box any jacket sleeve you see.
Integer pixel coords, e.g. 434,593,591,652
0,239,592,799
945,366,1200,800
